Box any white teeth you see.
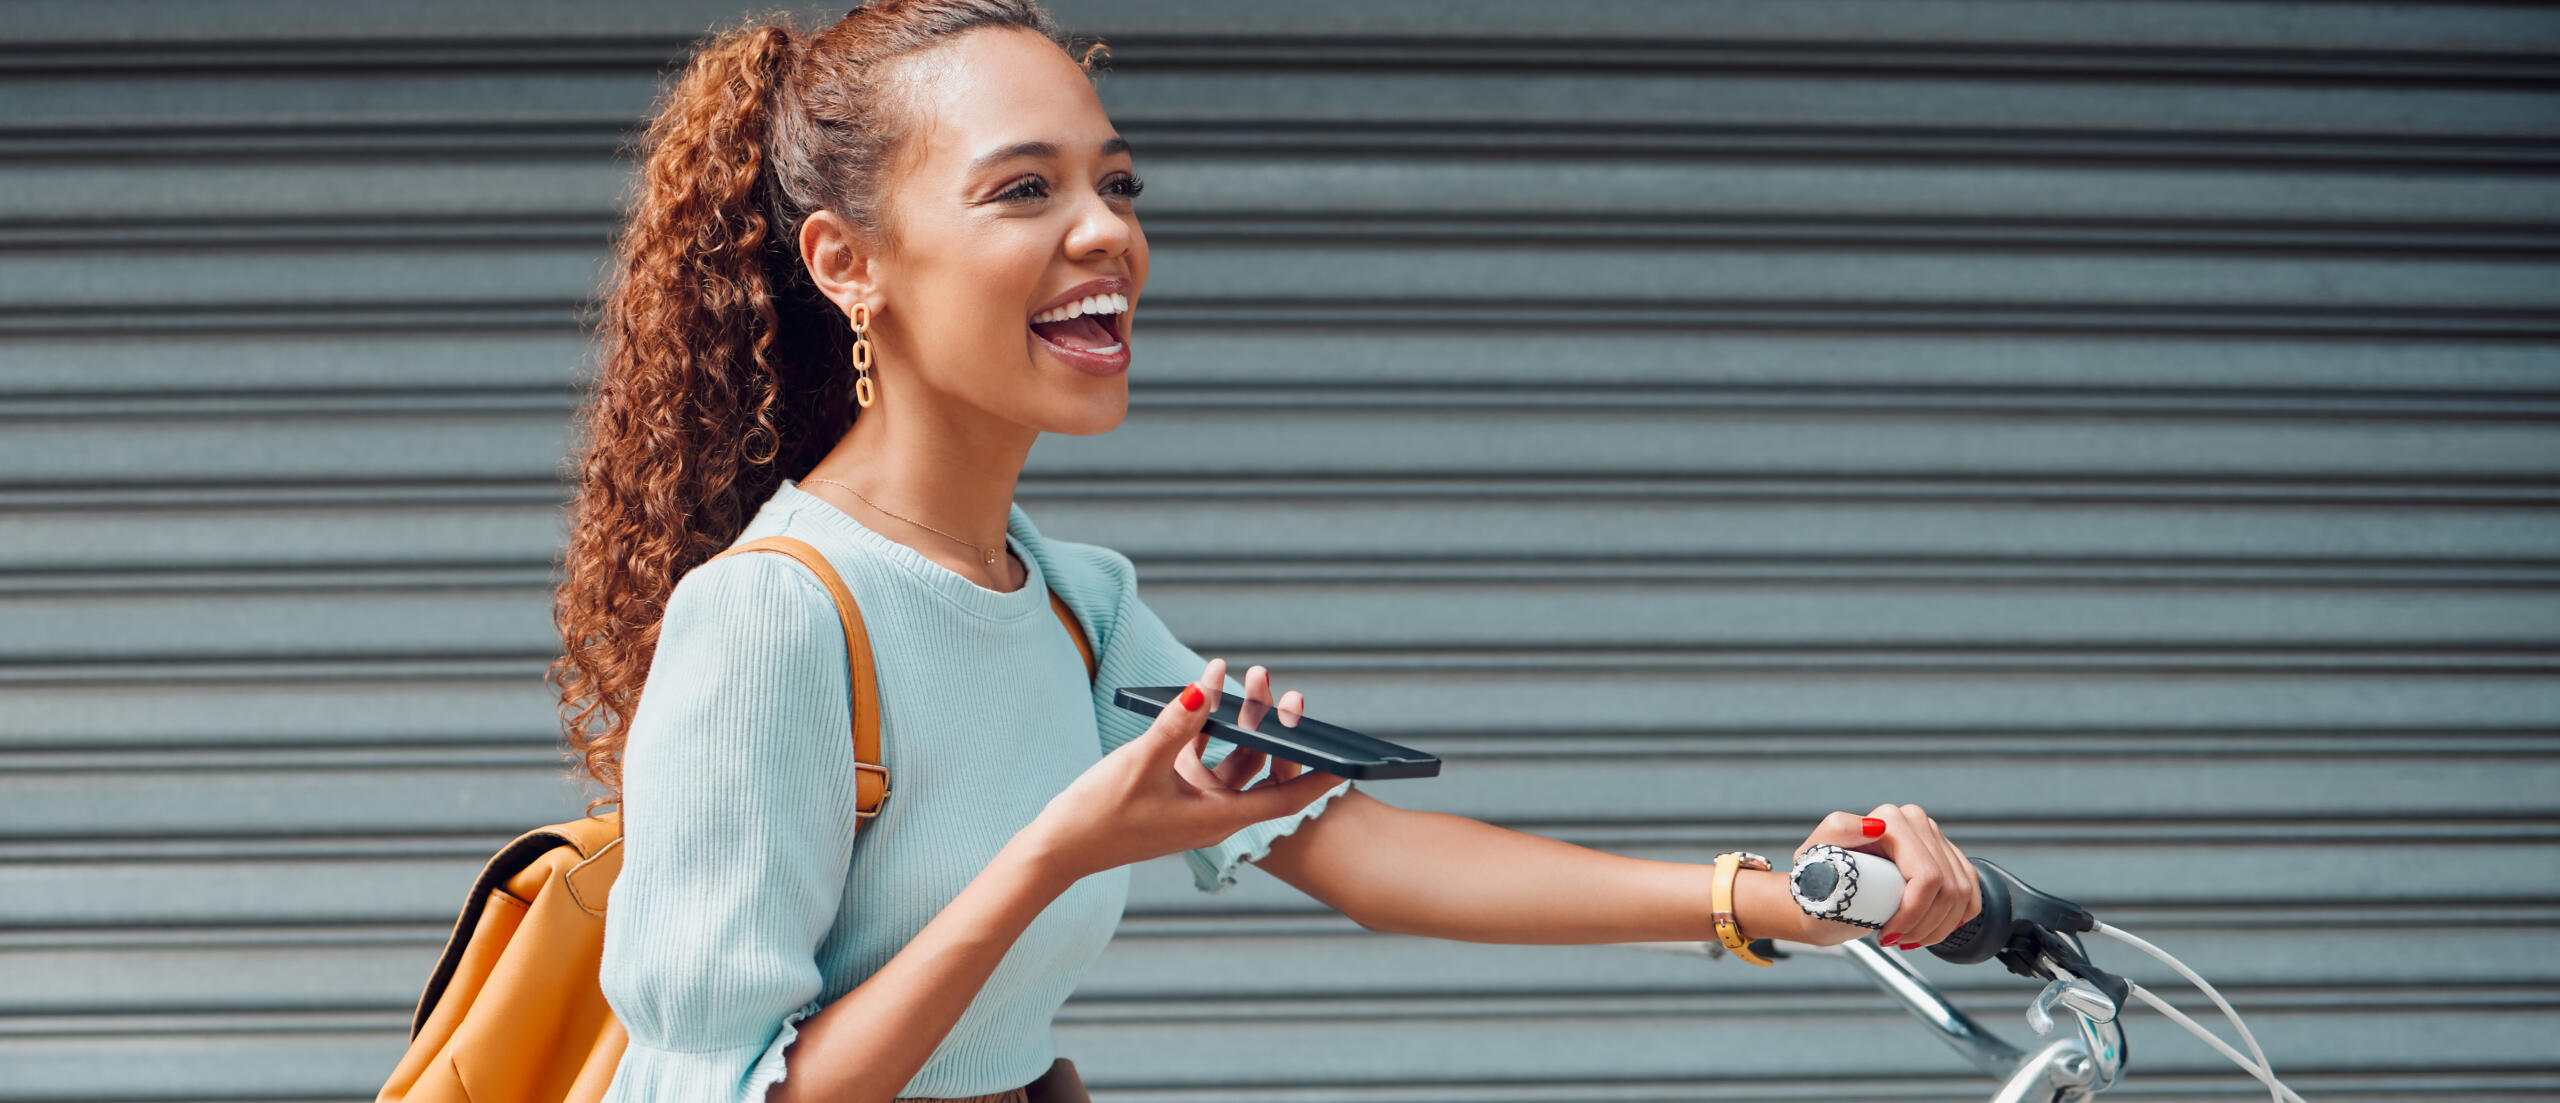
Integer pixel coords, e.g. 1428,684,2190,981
1031,291,1128,325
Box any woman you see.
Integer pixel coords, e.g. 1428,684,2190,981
550,3,1983,1101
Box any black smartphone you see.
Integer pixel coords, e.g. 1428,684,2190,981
1112,685,1441,781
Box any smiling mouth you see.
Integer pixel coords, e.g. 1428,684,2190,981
1027,309,1125,353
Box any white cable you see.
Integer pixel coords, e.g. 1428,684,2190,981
2125,983,2308,1103
2094,920,2297,1103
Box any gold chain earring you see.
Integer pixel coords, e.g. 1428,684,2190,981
850,301,876,409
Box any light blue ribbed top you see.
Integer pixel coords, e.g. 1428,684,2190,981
598,477,1352,1101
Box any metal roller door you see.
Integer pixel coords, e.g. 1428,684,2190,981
2,1,2554,1098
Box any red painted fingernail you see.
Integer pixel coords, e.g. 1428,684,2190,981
1880,931,1900,944
1179,685,1204,710
1861,817,1886,837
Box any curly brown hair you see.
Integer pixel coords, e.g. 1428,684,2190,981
549,1,1109,816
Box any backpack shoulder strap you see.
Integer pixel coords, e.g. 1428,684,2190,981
1049,591,1096,683
705,536,1097,815
711,536,888,818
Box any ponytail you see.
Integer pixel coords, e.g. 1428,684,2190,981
550,2,1100,814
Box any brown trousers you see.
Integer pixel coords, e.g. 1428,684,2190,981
893,1057,1088,1103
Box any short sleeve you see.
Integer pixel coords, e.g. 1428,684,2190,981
598,549,863,1102
1073,545,1354,894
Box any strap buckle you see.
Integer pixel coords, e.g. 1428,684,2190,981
852,760,892,819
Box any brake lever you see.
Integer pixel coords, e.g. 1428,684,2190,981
2028,976,2119,1035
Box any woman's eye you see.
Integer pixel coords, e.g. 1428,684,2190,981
999,174,1142,202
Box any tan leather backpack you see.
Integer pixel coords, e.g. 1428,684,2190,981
380,534,1096,1102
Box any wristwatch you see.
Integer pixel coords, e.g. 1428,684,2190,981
1712,850,1776,967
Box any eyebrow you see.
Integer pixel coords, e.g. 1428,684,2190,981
966,136,1132,177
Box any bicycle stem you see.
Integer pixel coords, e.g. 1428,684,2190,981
1818,938,2115,1102
1836,938,2030,1079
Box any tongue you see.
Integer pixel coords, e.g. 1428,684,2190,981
1031,313,1114,350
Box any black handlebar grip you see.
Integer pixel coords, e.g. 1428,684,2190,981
1925,857,2094,964
1924,857,2012,964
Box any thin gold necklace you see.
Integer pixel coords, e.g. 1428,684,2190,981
803,476,1008,567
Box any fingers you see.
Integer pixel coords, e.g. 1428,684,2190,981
1910,810,1971,946
1266,689,1306,779
1155,659,1337,823
1794,810,1877,861
1237,664,1271,733
1868,802,1970,949
1161,659,1225,791
1148,658,1224,745
1918,812,1980,945
1216,664,1302,788
1869,803,1936,946
1210,740,1268,790
1194,658,1227,716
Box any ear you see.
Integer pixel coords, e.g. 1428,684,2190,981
799,209,881,322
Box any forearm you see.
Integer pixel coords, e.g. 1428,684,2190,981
768,832,1075,1103
1278,794,1808,946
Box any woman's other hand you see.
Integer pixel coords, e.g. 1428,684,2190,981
1793,803,1982,950
1023,657,1339,881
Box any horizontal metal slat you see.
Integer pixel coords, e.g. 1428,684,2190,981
8,407,2558,489
11,157,2558,236
3,919,2546,1016
5,747,2551,837
0,999,2548,1099
3,0,2555,57
11,496,2560,573
0,831,2548,926
7,658,2553,750
10,239,2554,315
13,59,2558,143
9,575,2556,663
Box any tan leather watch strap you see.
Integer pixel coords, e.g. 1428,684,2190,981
708,534,1099,820
1712,850,1777,967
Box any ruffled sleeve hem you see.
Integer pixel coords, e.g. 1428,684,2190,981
606,994,824,1103
1183,777,1354,894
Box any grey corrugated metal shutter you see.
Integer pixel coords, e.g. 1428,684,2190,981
4,1,2554,1098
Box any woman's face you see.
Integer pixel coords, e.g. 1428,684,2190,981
809,26,1149,439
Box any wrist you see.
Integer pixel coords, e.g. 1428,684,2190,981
996,822,1084,898
1733,867,1811,945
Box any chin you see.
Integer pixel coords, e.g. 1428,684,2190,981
1039,388,1130,437
1054,394,1136,435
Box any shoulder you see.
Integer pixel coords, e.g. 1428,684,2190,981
1041,534,1139,594
1009,507,1145,649
662,544,843,647
1007,503,1139,595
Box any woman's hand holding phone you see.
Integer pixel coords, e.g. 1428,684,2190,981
1022,657,1340,882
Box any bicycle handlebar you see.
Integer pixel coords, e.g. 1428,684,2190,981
1795,848,2133,1009
1930,857,2090,960
1926,858,2130,1010
1633,853,2291,1101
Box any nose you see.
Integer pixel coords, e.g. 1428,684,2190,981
1063,186,1135,261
